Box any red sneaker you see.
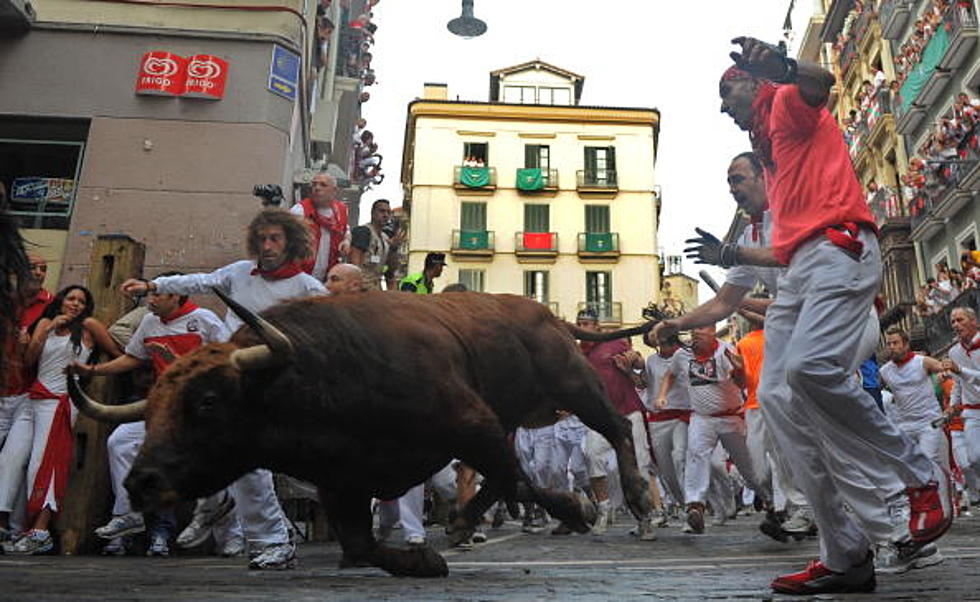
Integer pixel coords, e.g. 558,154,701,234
908,472,953,544
771,553,875,595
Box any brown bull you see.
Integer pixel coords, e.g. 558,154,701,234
69,290,656,577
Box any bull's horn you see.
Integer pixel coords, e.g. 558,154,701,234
68,374,146,423
211,287,294,371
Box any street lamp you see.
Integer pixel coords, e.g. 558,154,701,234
447,0,487,39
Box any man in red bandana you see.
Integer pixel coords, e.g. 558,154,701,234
291,172,351,282
943,308,980,513
691,37,952,595
119,209,324,570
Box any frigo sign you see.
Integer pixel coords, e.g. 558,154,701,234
136,51,229,100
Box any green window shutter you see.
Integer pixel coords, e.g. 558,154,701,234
460,202,487,231
585,205,610,233
525,145,540,168
524,204,549,233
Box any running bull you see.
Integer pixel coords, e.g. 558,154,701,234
69,290,655,577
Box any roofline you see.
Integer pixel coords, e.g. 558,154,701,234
489,59,585,81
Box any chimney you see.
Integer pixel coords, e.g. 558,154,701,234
423,83,449,100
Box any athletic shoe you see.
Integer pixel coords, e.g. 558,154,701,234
405,534,426,547
685,504,705,535
590,506,611,535
146,532,170,557
249,542,297,570
635,517,658,541
875,541,944,574
907,473,953,544
176,493,236,549
218,536,246,557
471,529,487,544
781,507,815,535
759,509,789,543
771,552,875,595
7,529,53,555
95,512,146,540
101,536,127,556
453,537,474,550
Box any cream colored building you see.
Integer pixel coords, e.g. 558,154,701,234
400,61,662,327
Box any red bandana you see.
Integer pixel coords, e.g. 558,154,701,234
251,261,304,281
160,301,199,325
298,198,348,276
961,335,980,356
693,339,720,363
893,350,915,367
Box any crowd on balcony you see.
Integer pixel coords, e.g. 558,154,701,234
842,72,889,156
353,124,384,186
901,92,980,215
891,0,951,87
914,256,979,316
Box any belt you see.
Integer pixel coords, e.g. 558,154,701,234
645,409,692,423
962,404,980,410
710,408,742,418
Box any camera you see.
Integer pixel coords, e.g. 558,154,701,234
253,184,284,207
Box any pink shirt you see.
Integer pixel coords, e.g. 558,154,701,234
583,339,644,416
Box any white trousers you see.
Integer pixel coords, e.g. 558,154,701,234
899,421,949,470
759,232,935,572
21,398,77,515
515,426,556,489
378,483,425,540
0,394,31,520
228,470,289,548
745,409,808,512
646,418,687,507
585,411,652,479
952,429,980,492
107,421,146,516
707,444,735,518
684,413,768,505
964,417,980,478
550,432,588,491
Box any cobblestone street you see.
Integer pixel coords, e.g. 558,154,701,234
3,511,979,601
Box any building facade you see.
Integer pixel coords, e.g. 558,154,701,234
400,61,662,328
0,0,379,287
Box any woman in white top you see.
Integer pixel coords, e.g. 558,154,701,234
1,285,120,554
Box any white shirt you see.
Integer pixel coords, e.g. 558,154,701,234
668,342,742,416
724,211,782,294
153,260,325,335
644,352,691,412
949,333,980,420
127,306,229,375
879,355,942,429
289,203,333,281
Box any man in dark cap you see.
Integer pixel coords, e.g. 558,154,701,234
399,252,446,294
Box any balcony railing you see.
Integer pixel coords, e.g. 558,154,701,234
908,191,936,234
451,229,495,258
577,301,623,326
453,166,497,191
515,231,559,261
920,288,980,355
576,232,620,261
837,33,859,74
894,99,926,135
867,187,905,227
880,0,913,39
515,168,559,192
576,169,618,192
938,3,979,71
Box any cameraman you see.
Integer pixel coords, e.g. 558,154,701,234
290,173,350,283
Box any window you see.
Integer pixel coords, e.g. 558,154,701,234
460,202,487,231
584,146,617,185
524,144,550,170
539,87,572,105
524,204,550,232
1,138,85,230
586,271,613,305
463,142,489,164
458,269,486,292
585,205,610,233
524,270,549,302
504,85,536,104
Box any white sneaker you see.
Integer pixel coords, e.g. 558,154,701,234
95,512,146,539
591,506,611,535
781,507,815,534
635,517,658,541
146,532,170,557
177,493,235,549
650,511,668,528
405,534,426,547
218,536,246,557
7,529,53,555
249,542,297,570
875,541,943,574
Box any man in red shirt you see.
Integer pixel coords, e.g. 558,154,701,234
701,37,951,595
576,309,657,541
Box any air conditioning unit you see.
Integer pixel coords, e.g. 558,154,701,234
0,0,36,31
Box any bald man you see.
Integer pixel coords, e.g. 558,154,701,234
291,172,351,282
325,263,364,296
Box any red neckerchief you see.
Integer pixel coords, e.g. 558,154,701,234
299,198,348,276
893,350,916,367
749,211,766,243
160,301,199,325
693,339,720,363
961,334,980,356
250,261,304,280
749,82,778,170
25,380,72,526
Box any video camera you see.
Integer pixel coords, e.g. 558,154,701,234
253,184,284,207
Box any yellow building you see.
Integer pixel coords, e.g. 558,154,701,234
400,60,662,328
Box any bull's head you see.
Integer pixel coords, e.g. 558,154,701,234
68,288,294,511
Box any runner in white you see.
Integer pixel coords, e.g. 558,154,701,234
943,308,980,502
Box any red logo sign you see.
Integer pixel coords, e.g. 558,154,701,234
135,52,187,96
182,54,228,100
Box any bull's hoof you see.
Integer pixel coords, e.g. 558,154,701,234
446,522,475,548
566,491,597,534
381,545,449,578
624,476,653,519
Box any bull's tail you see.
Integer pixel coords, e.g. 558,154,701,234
562,320,657,342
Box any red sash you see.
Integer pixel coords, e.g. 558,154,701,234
645,409,692,423
25,380,74,524
298,198,348,276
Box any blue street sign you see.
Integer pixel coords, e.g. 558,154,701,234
268,45,300,101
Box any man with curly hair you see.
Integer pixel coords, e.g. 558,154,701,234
120,209,324,569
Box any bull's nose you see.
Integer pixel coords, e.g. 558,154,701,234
125,467,169,511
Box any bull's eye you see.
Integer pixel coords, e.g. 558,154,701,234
195,392,220,415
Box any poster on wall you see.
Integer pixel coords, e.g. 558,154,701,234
268,45,300,101
135,51,229,99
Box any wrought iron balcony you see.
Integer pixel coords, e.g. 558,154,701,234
577,301,623,326
515,168,559,193
514,231,558,262
453,165,497,192
576,169,618,193
451,229,495,259
576,232,620,262
867,187,905,227
880,0,913,39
